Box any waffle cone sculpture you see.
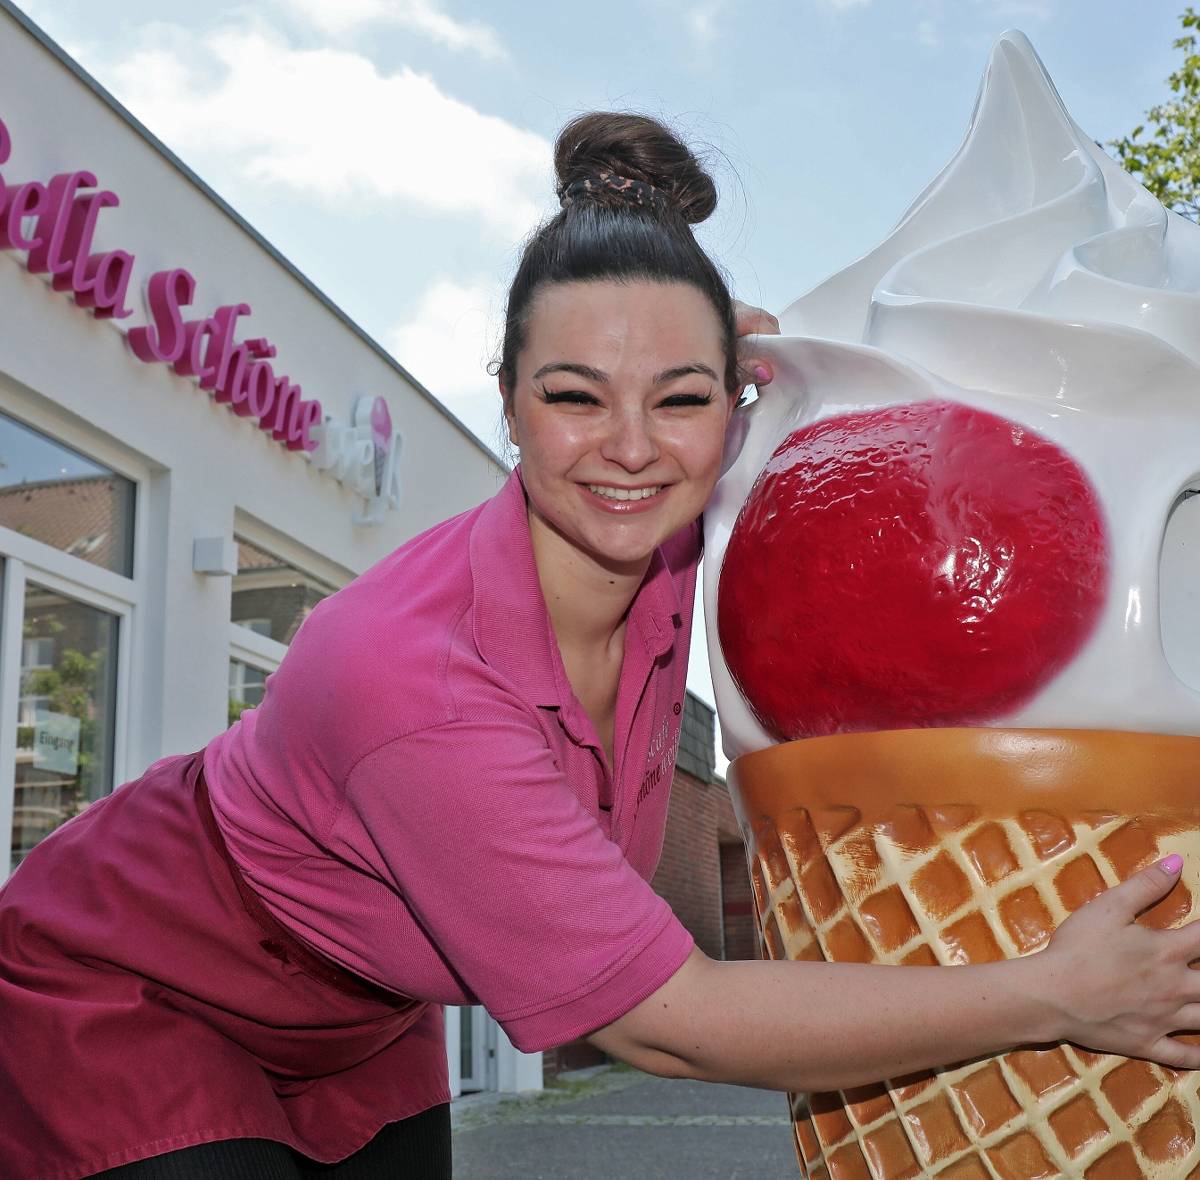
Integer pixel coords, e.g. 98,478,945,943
730,729,1200,1179
702,30,1200,1180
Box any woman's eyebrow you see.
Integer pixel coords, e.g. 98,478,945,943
530,361,719,383
654,362,719,383
531,361,609,382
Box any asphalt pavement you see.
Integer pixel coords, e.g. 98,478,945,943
451,1066,799,1179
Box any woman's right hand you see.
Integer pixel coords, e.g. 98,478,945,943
732,298,778,394
1031,855,1200,1067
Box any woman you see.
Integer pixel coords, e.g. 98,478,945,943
2,112,1199,1180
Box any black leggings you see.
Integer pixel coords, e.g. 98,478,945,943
92,1104,452,1179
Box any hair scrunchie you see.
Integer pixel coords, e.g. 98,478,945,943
559,170,670,212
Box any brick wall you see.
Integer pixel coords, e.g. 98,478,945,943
651,765,735,957
649,693,758,962
720,842,759,961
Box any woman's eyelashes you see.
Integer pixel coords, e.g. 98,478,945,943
537,386,714,408
660,393,714,407
539,387,598,406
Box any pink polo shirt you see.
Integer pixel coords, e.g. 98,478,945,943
204,468,697,1058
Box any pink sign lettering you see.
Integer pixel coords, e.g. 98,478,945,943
129,271,321,451
0,134,133,319
0,115,323,454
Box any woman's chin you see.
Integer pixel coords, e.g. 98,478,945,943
569,520,673,574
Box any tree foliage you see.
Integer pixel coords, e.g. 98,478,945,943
1111,7,1200,220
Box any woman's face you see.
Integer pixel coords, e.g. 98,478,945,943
505,279,734,574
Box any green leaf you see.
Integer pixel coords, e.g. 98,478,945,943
1112,10,1200,221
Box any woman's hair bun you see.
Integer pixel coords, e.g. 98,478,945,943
554,112,717,225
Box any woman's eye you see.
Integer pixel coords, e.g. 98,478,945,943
541,389,598,406
660,393,714,408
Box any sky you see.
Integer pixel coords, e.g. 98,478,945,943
4,0,1189,741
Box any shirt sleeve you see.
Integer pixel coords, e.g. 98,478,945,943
334,701,695,1053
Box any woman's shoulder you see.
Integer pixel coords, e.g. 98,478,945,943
303,509,475,653
334,472,524,633
248,494,544,778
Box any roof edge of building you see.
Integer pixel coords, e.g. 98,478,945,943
0,0,510,476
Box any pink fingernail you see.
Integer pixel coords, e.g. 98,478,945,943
1161,854,1184,875
753,365,771,384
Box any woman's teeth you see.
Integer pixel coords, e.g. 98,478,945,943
587,484,663,501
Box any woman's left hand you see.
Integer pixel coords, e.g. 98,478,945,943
732,299,780,391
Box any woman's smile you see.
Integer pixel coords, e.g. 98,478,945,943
582,482,668,509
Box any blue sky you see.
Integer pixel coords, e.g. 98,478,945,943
6,0,1189,726
10,0,1185,447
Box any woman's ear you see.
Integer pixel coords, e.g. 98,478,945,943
500,377,519,448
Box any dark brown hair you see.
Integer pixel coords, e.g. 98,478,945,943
496,112,737,395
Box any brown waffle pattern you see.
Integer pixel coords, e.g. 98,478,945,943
746,801,1200,1178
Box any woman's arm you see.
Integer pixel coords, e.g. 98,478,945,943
590,856,1200,1089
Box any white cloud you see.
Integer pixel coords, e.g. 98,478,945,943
687,1,726,43
276,0,507,60
388,275,508,446
94,23,552,236
819,0,872,9
917,19,942,47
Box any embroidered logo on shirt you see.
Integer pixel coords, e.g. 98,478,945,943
638,715,680,806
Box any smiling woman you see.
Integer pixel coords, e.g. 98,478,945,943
3,109,1200,1180
502,280,734,770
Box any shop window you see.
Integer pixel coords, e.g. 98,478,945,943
18,637,56,722
22,636,54,668
12,582,118,872
231,537,339,647
228,659,267,727
0,410,135,577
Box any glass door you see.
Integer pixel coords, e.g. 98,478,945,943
0,561,126,875
12,581,119,870
458,1006,494,1093
0,407,139,879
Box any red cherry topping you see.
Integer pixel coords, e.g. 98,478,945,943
717,401,1109,740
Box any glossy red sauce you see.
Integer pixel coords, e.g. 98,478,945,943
717,401,1109,740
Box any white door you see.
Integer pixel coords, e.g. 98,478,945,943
457,1005,495,1093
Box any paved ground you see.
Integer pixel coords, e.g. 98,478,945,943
451,1066,799,1179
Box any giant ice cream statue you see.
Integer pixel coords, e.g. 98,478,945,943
705,32,1200,1180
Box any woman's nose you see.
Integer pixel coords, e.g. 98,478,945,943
601,410,660,471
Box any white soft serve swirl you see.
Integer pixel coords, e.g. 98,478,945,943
704,30,1200,759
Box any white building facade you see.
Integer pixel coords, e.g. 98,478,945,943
0,2,541,1098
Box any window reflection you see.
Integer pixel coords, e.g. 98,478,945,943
13,583,118,871
228,659,267,727
229,541,341,726
0,411,135,577
231,538,339,646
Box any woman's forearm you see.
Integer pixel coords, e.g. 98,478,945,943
590,859,1200,1089
591,948,1058,1092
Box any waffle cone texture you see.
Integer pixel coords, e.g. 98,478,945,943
728,728,1200,1179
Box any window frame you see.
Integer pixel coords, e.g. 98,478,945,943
0,398,146,880
229,621,288,677
226,520,350,719
0,547,137,875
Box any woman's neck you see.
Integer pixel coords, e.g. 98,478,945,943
527,511,650,656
